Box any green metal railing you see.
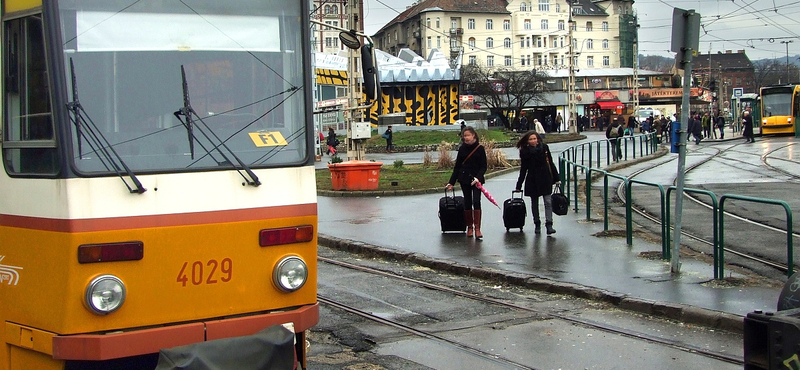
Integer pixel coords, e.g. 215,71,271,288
627,180,666,250
719,194,793,277
558,132,796,280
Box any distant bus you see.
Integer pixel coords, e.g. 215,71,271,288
760,85,800,135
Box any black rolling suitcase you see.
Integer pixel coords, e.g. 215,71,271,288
439,188,466,233
503,191,527,232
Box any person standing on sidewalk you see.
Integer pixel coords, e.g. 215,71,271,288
445,127,487,239
515,131,560,235
606,119,623,161
383,126,394,152
716,113,725,139
742,110,755,143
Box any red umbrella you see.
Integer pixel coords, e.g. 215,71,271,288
473,178,501,209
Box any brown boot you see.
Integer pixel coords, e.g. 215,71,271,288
464,210,474,237
474,210,483,239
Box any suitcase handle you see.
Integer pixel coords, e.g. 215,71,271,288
444,187,458,201
511,190,524,199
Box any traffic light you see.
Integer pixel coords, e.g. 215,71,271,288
709,78,716,92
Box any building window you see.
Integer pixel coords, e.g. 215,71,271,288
602,21,609,32
558,20,565,30
427,37,431,48
602,39,609,49
520,2,528,11
537,37,542,48
521,57,526,66
587,39,593,49
486,19,493,30
539,0,550,12
469,56,477,65
504,37,511,48
451,39,458,49
487,56,494,67
451,19,458,29
556,3,560,12
559,37,564,47
468,37,476,49
486,37,494,48
603,56,610,66
526,37,531,48
587,56,594,67
520,37,525,48
468,18,475,29
537,54,543,65
524,19,531,30
552,55,558,65
505,56,512,66
436,17,440,28
504,20,511,30
427,18,431,28
437,36,441,48
586,22,593,31
331,5,338,14
541,19,548,30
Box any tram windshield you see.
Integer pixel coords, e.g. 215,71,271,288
58,0,309,173
761,88,793,118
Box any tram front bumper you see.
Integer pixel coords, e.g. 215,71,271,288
45,303,318,361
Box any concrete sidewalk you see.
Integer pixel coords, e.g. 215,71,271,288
316,129,781,332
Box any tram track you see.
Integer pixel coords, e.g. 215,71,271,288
317,256,744,367
613,140,796,274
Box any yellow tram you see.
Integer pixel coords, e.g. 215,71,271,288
0,0,319,368
760,84,800,135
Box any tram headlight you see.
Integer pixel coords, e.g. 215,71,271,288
84,275,126,315
273,256,307,292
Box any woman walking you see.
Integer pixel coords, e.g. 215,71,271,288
515,131,560,235
446,127,487,239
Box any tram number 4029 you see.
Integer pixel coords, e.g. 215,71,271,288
177,259,232,287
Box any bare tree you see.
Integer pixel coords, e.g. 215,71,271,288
753,59,786,90
461,63,550,129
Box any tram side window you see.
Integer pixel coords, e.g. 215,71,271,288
3,16,58,175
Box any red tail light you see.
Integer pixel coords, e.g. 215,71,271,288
78,242,144,263
259,225,314,247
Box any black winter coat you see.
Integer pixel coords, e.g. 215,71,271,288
515,144,559,197
448,142,487,186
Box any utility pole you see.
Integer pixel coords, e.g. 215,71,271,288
345,0,364,160
781,40,794,84
632,22,640,115
670,7,701,274
567,1,577,134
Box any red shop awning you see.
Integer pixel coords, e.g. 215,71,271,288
595,100,623,110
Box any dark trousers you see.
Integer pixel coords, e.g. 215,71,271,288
461,185,482,210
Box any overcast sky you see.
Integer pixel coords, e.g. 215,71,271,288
362,0,800,61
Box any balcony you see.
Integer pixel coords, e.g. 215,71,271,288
449,28,463,35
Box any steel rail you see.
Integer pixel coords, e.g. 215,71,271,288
318,256,744,366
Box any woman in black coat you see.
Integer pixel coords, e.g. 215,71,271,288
515,131,560,235
446,127,487,239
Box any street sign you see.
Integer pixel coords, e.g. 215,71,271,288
733,88,744,98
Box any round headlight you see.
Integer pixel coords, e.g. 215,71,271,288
85,275,126,315
274,256,307,292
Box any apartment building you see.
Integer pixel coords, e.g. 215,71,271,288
373,0,637,71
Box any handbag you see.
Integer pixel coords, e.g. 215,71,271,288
551,185,569,216
381,132,389,139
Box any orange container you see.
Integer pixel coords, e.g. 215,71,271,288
328,161,383,190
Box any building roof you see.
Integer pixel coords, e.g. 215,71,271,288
375,48,461,83
571,0,608,16
374,0,510,36
692,51,754,71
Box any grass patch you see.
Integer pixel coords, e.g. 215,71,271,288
317,163,455,191
366,129,511,147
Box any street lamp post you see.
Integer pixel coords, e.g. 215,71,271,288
567,2,577,134
781,40,794,84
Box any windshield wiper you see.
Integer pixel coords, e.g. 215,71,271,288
67,58,146,194
173,65,260,187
